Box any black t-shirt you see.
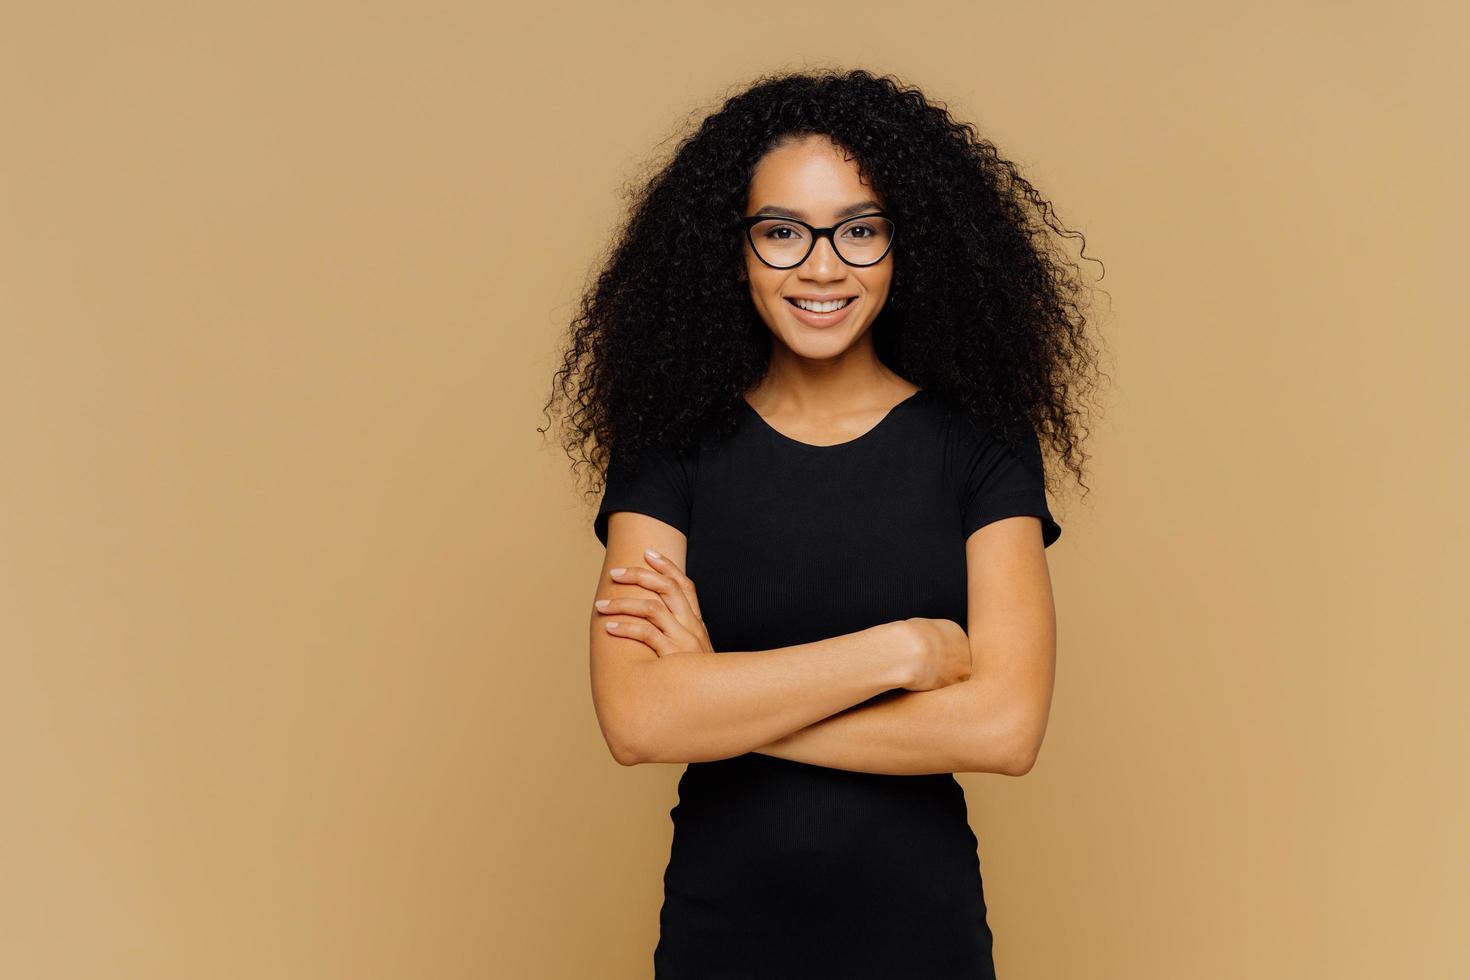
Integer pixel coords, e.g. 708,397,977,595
595,388,1059,979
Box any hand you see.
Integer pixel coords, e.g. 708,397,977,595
899,617,972,692
595,548,715,657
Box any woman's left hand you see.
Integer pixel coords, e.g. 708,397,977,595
595,548,715,657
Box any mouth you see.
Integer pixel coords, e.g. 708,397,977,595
783,294,859,327
784,296,857,311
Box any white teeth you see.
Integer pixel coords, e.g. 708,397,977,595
791,297,853,313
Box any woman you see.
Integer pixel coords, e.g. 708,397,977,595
548,68,1102,979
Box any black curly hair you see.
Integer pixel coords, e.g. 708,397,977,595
544,67,1107,517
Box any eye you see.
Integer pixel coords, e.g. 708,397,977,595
762,224,800,240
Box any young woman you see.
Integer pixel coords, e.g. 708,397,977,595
548,68,1102,979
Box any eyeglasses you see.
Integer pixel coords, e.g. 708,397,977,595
739,212,896,269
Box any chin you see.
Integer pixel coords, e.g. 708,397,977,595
782,328,861,359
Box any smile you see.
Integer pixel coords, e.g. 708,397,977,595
783,295,859,328
785,296,856,312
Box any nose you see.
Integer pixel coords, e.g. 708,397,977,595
799,234,847,280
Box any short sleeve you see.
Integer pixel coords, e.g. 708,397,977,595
954,416,1062,548
593,442,694,548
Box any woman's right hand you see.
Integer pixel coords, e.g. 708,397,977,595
898,617,973,691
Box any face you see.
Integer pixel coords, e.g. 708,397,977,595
740,135,893,362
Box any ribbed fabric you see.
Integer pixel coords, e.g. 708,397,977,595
595,389,1060,979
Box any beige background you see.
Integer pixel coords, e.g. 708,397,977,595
2,2,1465,978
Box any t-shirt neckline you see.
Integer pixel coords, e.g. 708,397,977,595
740,388,926,450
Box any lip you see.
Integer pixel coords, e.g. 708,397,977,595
784,295,858,328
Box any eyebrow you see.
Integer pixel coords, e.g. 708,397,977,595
750,199,883,221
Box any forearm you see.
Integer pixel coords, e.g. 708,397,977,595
752,672,1027,776
620,622,915,765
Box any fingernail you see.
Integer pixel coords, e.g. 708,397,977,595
644,548,662,560
605,621,619,630
594,599,609,608
610,567,626,576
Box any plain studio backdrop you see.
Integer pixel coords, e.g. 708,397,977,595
1,2,1465,978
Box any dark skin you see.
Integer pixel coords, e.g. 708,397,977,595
594,550,713,656
589,135,1055,775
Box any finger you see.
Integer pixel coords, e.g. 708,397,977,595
641,548,702,619
602,616,680,656
594,596,702,651
608,564,698,624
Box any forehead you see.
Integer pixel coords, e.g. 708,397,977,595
746,136,881,219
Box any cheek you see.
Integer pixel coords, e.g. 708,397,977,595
862,270,893,300
742,260,770,296
748,268,786,302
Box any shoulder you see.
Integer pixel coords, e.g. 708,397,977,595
925,396,1060,547
936,397,1043,466
594,439,699,548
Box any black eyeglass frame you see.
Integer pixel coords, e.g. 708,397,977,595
739,212,897,269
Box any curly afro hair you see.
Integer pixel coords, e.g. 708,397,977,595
544,67,1106,517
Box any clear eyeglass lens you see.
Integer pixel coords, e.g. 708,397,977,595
749,216,893,267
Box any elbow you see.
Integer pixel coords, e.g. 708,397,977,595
1000,712,1047,777
594,670,685,766
958,726,1039,777
596,696,651,766
609,724,689,766
604,717,651,767
1005,741,1040,777
609,739,644,767
605,702,684,765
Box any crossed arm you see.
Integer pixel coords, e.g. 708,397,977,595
589,511,1057,777
753,666,1042,777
